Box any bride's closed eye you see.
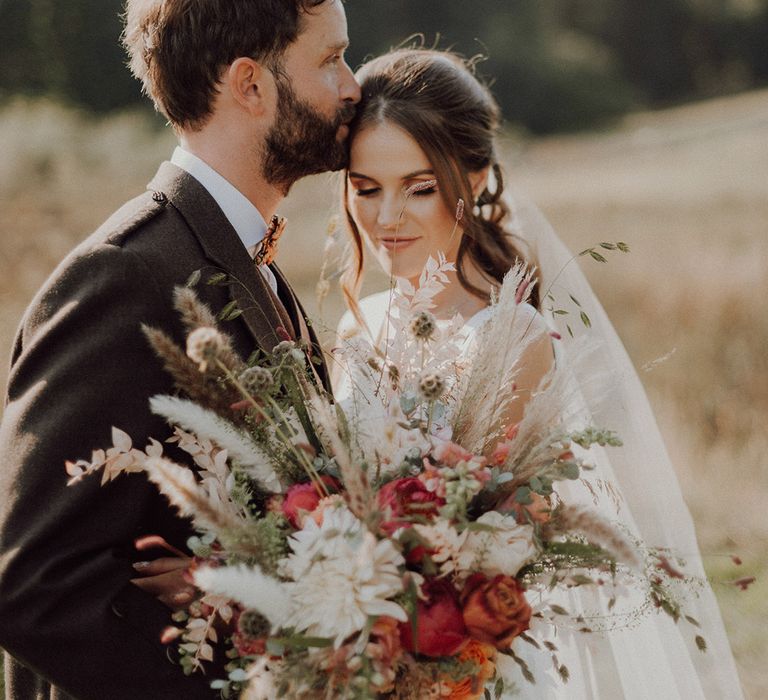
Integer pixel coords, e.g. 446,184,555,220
354,186,380,197
409,185,438,196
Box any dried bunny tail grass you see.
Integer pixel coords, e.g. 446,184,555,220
173,286,218,329
193,564,291,629
149,395,282,493
547,504,642,569
452,262,542,452
308,391,374,522
144,457,241,534
172,286,244,373
141,325,242,420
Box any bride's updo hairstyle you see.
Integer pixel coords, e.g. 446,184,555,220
342,48,538,310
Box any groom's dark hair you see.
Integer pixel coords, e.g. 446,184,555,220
123,0,329,130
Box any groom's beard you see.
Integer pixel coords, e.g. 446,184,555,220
262,78,356,194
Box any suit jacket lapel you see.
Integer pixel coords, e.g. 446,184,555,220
148,162,290,353
271,264,331,393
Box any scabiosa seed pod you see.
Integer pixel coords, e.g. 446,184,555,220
186,326,225,371
418,371,445,401
272,340,297,355
238,609,271,639
239,366,274,395
410,311,437,341
388,364,400,391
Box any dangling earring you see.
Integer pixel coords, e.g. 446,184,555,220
474,188,492,216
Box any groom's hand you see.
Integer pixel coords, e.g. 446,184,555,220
130,557,196,610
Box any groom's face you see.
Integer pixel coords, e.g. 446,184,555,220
262,0,360,190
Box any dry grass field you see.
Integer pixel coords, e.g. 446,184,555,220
1,90,766,697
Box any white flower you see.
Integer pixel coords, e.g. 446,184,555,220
278,505,407,647
278,503,362,580
460,511,537,577
413,519,470,576
242,657,283,700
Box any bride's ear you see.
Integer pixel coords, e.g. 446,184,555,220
226,58,275,118
469,166,491,201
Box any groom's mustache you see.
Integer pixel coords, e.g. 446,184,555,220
336,102,357,128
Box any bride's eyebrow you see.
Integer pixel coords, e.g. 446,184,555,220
348,169,435,181
401,169,434,180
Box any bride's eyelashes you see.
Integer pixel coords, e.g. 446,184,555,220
410,185,437,196
354,186,380,197
350,181,438,198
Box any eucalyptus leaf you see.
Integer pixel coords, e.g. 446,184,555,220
186,269,202,287
207,272,229,285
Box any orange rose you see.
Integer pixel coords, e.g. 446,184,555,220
435,639,497,700
461,574,531,649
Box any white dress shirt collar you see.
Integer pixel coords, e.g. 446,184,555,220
170,146,268,254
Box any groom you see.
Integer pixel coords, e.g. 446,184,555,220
0,1,359,698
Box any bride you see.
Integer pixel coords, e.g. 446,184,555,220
332,48,744,699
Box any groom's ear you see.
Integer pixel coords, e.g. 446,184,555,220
226,58,275,118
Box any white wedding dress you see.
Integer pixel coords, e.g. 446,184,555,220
332,198,744,700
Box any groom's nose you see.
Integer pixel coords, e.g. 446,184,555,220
339,59,361,105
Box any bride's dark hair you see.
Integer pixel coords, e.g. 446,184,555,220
341,48,538,314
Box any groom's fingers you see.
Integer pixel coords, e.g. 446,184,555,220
130,568,197,610
132,556,192,576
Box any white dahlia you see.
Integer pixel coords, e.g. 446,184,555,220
279,505,407,647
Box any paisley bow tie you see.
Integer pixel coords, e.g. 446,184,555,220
254,215,286,266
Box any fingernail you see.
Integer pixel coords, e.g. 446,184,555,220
132,561,150,571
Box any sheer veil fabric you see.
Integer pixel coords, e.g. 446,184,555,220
503,191,744,699
332,196,744,699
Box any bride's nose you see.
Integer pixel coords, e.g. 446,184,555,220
377,194,402,230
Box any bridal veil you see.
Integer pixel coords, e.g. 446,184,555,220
505,191,744,699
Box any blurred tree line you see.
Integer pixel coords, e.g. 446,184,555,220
0,0,766,133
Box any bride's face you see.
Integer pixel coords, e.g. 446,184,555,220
347,121,462,282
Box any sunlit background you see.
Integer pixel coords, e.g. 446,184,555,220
1,1,766,696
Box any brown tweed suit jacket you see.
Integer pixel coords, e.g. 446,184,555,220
0,162,327,699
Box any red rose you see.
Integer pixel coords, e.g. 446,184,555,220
461,573,531,649
232,631,266,657
282,476,339,529
378,477,444,535
400,578,468,657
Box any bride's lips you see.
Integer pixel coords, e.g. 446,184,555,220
379,237,419,251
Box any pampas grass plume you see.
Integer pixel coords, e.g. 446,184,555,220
194,564,291,629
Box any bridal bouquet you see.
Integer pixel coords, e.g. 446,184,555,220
67,261,699,699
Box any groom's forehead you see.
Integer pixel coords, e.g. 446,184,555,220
292,0,349,54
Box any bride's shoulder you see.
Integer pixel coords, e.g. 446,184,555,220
336,291,391,341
